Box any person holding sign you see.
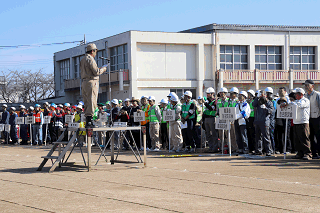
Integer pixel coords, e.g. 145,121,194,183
234,91,251,154
148,96,162,151
169,93,183,152
289,88,312,160
19,105,29,145
8,107,18,145
203,87,219,152
304,80,320,159
252,90,274,156
33,104,43,146
80,43,107,128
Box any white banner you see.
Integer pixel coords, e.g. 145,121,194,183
276,104,297,119
25,116,35,124
16,117,25,125
114,122,127,127
215,118,230,130
219,107,236,121
5,124,10,132
43,116,51,124
163,110,175,122
134,112,145,122
65,115,74,123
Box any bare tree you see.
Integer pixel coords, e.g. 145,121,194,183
0,69,55,103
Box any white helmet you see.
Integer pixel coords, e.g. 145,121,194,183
219,87,228,93
265,87,273,94
124,98,130,102
170,93,179,102
206,87,215,94
148,96,156,101
2,104,7,108
247,89,255,97
160,99,168,104
10,107,16,111
295,87,305,95
239,91,248,98
184,91,192,98
197,96,203,100
167,92,175,98
29,106,34,111
230,87,239,94
111,99,118,105
20,105,26,109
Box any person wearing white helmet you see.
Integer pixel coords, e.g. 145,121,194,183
169,93,183,152
147,96,162,151
8,107,18,145
252,88,274,156
1,104,10,144
286,87,311,160
80,43,108,128
138,96,151,150
33,104,44,145
159,99,169,149
203,87,219,152
42,102,51,144
111,99,121,149
229,87,239,107
181,91,196,152
265,87,276,153
246,89,256,153
303,80,320,159
234,91,251,154
19,105,29,145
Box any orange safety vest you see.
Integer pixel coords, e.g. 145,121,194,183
34,112,41,123
141,104,150,126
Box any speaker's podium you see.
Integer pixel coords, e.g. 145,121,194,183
37,122,144,173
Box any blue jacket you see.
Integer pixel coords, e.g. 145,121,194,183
1,110,9,124
252,97,274,126
9,112,18,125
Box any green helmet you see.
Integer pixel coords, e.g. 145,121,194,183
106,101,111,105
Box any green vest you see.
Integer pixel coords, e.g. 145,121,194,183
249,101,254,117
203,101,216,117
149,105,159,122
217,98,229,108
160,108,166,123
228,98,238,107
196,109,202,123
182,101,195,119
141,104,150,122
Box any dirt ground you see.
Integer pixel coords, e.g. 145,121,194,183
0,144,319,212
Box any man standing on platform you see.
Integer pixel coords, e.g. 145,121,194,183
80,43,107,128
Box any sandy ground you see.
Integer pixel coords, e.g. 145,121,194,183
0,144,319,213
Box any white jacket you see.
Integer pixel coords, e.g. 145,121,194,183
235,101,251,125
291,97,310,124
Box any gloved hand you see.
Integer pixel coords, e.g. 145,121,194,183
260,104,266,109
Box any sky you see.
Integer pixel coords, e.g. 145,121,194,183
1,0,320,74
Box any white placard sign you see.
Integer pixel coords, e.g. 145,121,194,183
65,115,74,123
100,114,108,122
134,112,145,122
69,123,80,128
25,116,35,124
16,117,25,125
5,124,10,132
81,114,86,122
219,107,236,121
114,122,127,127
276,104,297,119
163,110,175,122
0,124,4,131
43,116,51,124
215,118,230,130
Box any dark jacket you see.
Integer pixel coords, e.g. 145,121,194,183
252,97,273,126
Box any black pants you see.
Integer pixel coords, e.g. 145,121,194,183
234,121,248,151
255,123,272,154
275,122,291,153
193,125,201,148
182,119,195,149
309,117,320,157
246,117,255,152
293,123,311,156
160,123,168,149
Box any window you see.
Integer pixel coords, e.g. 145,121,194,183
220,45,248,70
95,50,107,68
110,44,128,71
60,59,70,87
255,46,282,70
290,46,315,70
73,56,84,79
170,88,196,100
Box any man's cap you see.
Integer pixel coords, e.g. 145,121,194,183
86,43,98,52
130,97,140,103
303,79,315,85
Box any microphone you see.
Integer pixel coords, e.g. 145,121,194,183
99,57,110,61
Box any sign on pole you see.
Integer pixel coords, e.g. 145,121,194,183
25,116,35,124
215,118,230,130
5,124,10,132
43,116,51,124
276,104,297,119
134,112,145,122
163,110,175,122
16,117,25,125
219,107,236,120
0,124,4,131
65,115,74,124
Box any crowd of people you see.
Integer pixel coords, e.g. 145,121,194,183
1,79,319,160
